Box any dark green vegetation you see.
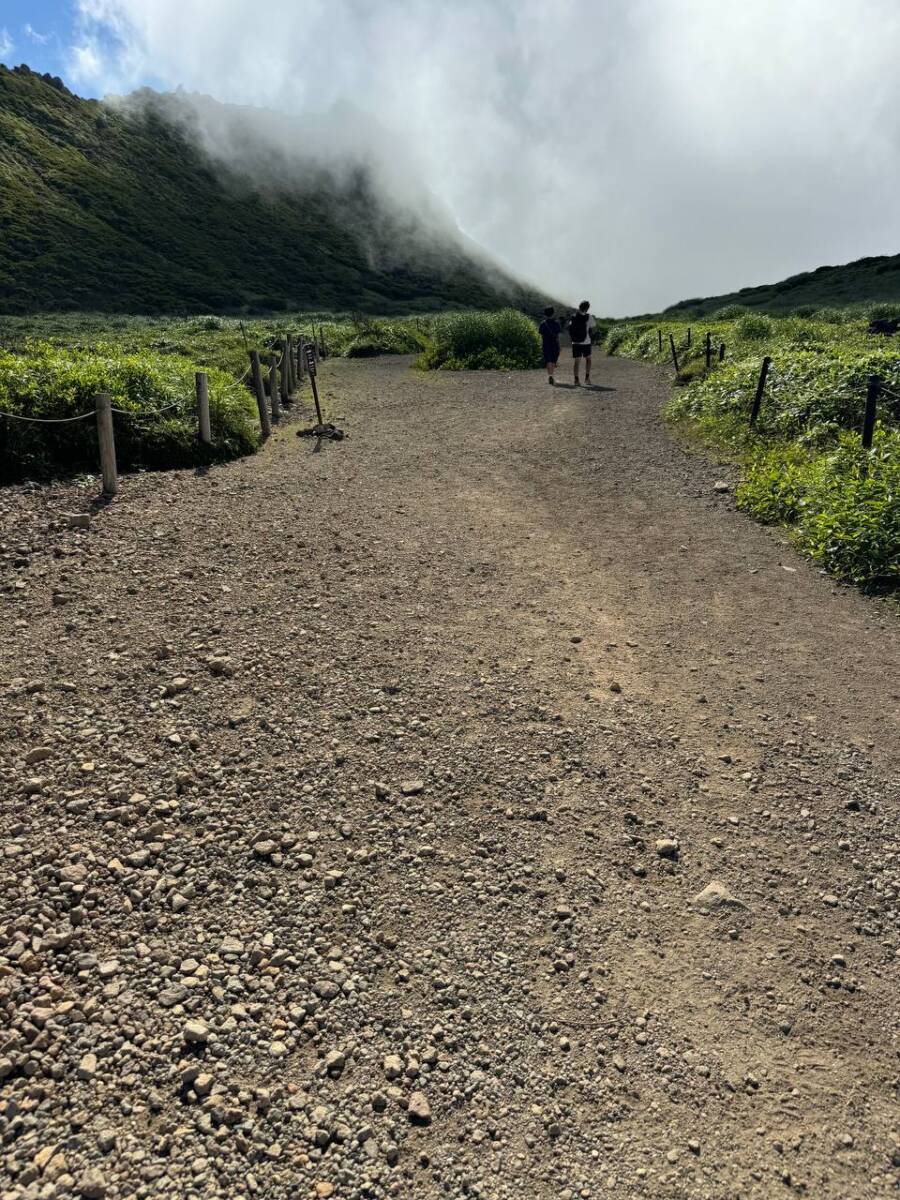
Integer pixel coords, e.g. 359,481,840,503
0,309,546,480
0,313,432,480
0,65,544,316
663,254,900,318
607,314,900,588
418,309,542,370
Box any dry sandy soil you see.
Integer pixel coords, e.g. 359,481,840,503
1,353,898,1200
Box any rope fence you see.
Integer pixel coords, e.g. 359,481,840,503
0,324,327,496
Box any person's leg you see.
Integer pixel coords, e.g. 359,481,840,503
584,349,592,385
573,347,580,384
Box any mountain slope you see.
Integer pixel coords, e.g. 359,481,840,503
663,252,900,317
0,65,543,315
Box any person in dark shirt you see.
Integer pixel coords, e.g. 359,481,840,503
538,306,562,385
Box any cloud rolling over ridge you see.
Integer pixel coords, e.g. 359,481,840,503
71,0,900,314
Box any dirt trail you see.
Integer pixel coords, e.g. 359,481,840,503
1,354,898,1200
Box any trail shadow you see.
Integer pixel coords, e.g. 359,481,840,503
552,383,616,393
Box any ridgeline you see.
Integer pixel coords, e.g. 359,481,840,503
663,251,900,317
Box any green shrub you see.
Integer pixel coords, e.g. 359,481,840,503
736,445,812,524
0,342,259,482
711,304,749,320
420,309,542,371
735,313,774,341
866,302,900,322
797,429,900,585
813,307,853,325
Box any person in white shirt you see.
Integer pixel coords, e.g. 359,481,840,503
568,300,596,386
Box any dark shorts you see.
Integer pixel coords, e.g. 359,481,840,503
572,342,592,358
542,341,560,365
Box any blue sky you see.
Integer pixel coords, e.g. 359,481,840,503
0,0,121,96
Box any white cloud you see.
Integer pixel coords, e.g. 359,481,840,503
24,24,50,44
70,0,900,313
0,28,13,59
69,41,104,82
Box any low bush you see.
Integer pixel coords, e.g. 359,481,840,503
735,313,774,341
711,303,749,320
419,309,542,371
797,429,900,585
736,444,813,524
0,343,259,482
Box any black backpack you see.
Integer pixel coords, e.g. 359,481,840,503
569,311,589,342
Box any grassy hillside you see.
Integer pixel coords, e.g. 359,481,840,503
663,254,900,318
0,65,544,316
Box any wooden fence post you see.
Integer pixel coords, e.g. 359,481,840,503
279,341,290,406
268,354,281,423
705,332,712,371
658,329,663,353
687,327,692,348
749,356,772,427
286,335,296,394
862,376,880,449
297,337,305,382
94,393,118,496
669,334,680,377
719,343,726,362
249,351,272,438
195,372,211,444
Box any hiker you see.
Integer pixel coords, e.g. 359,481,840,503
538,306,562,384
568,300,596,386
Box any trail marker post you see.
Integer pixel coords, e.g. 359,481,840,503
195,372,211,444
249,351,272,438
305,343,324,426
95,393,118,496
669,334,680,377
862,376,880,449
749,356,772,427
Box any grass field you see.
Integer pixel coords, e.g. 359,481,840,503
606,307,900,588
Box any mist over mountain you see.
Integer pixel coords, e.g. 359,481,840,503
0,64,546,315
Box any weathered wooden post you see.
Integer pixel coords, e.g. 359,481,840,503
279,342,290,406
249,351,272,438
749,356,772,427
862,376,880,449
94,393,118,496
297,337,306,383
687,327,692,348
719,343,726,362
286,335,296,394
658,329,663,353
268,354,281,423
305,342,324,426
669,334,680,377
195,372,211,444
705,332,712,371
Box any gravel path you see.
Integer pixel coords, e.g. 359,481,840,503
2,353,898,1200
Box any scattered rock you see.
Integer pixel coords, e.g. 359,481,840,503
691,881,746,911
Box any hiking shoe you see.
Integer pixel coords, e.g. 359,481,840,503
548,377,555,385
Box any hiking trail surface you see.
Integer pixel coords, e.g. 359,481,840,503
2,354,898,1200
